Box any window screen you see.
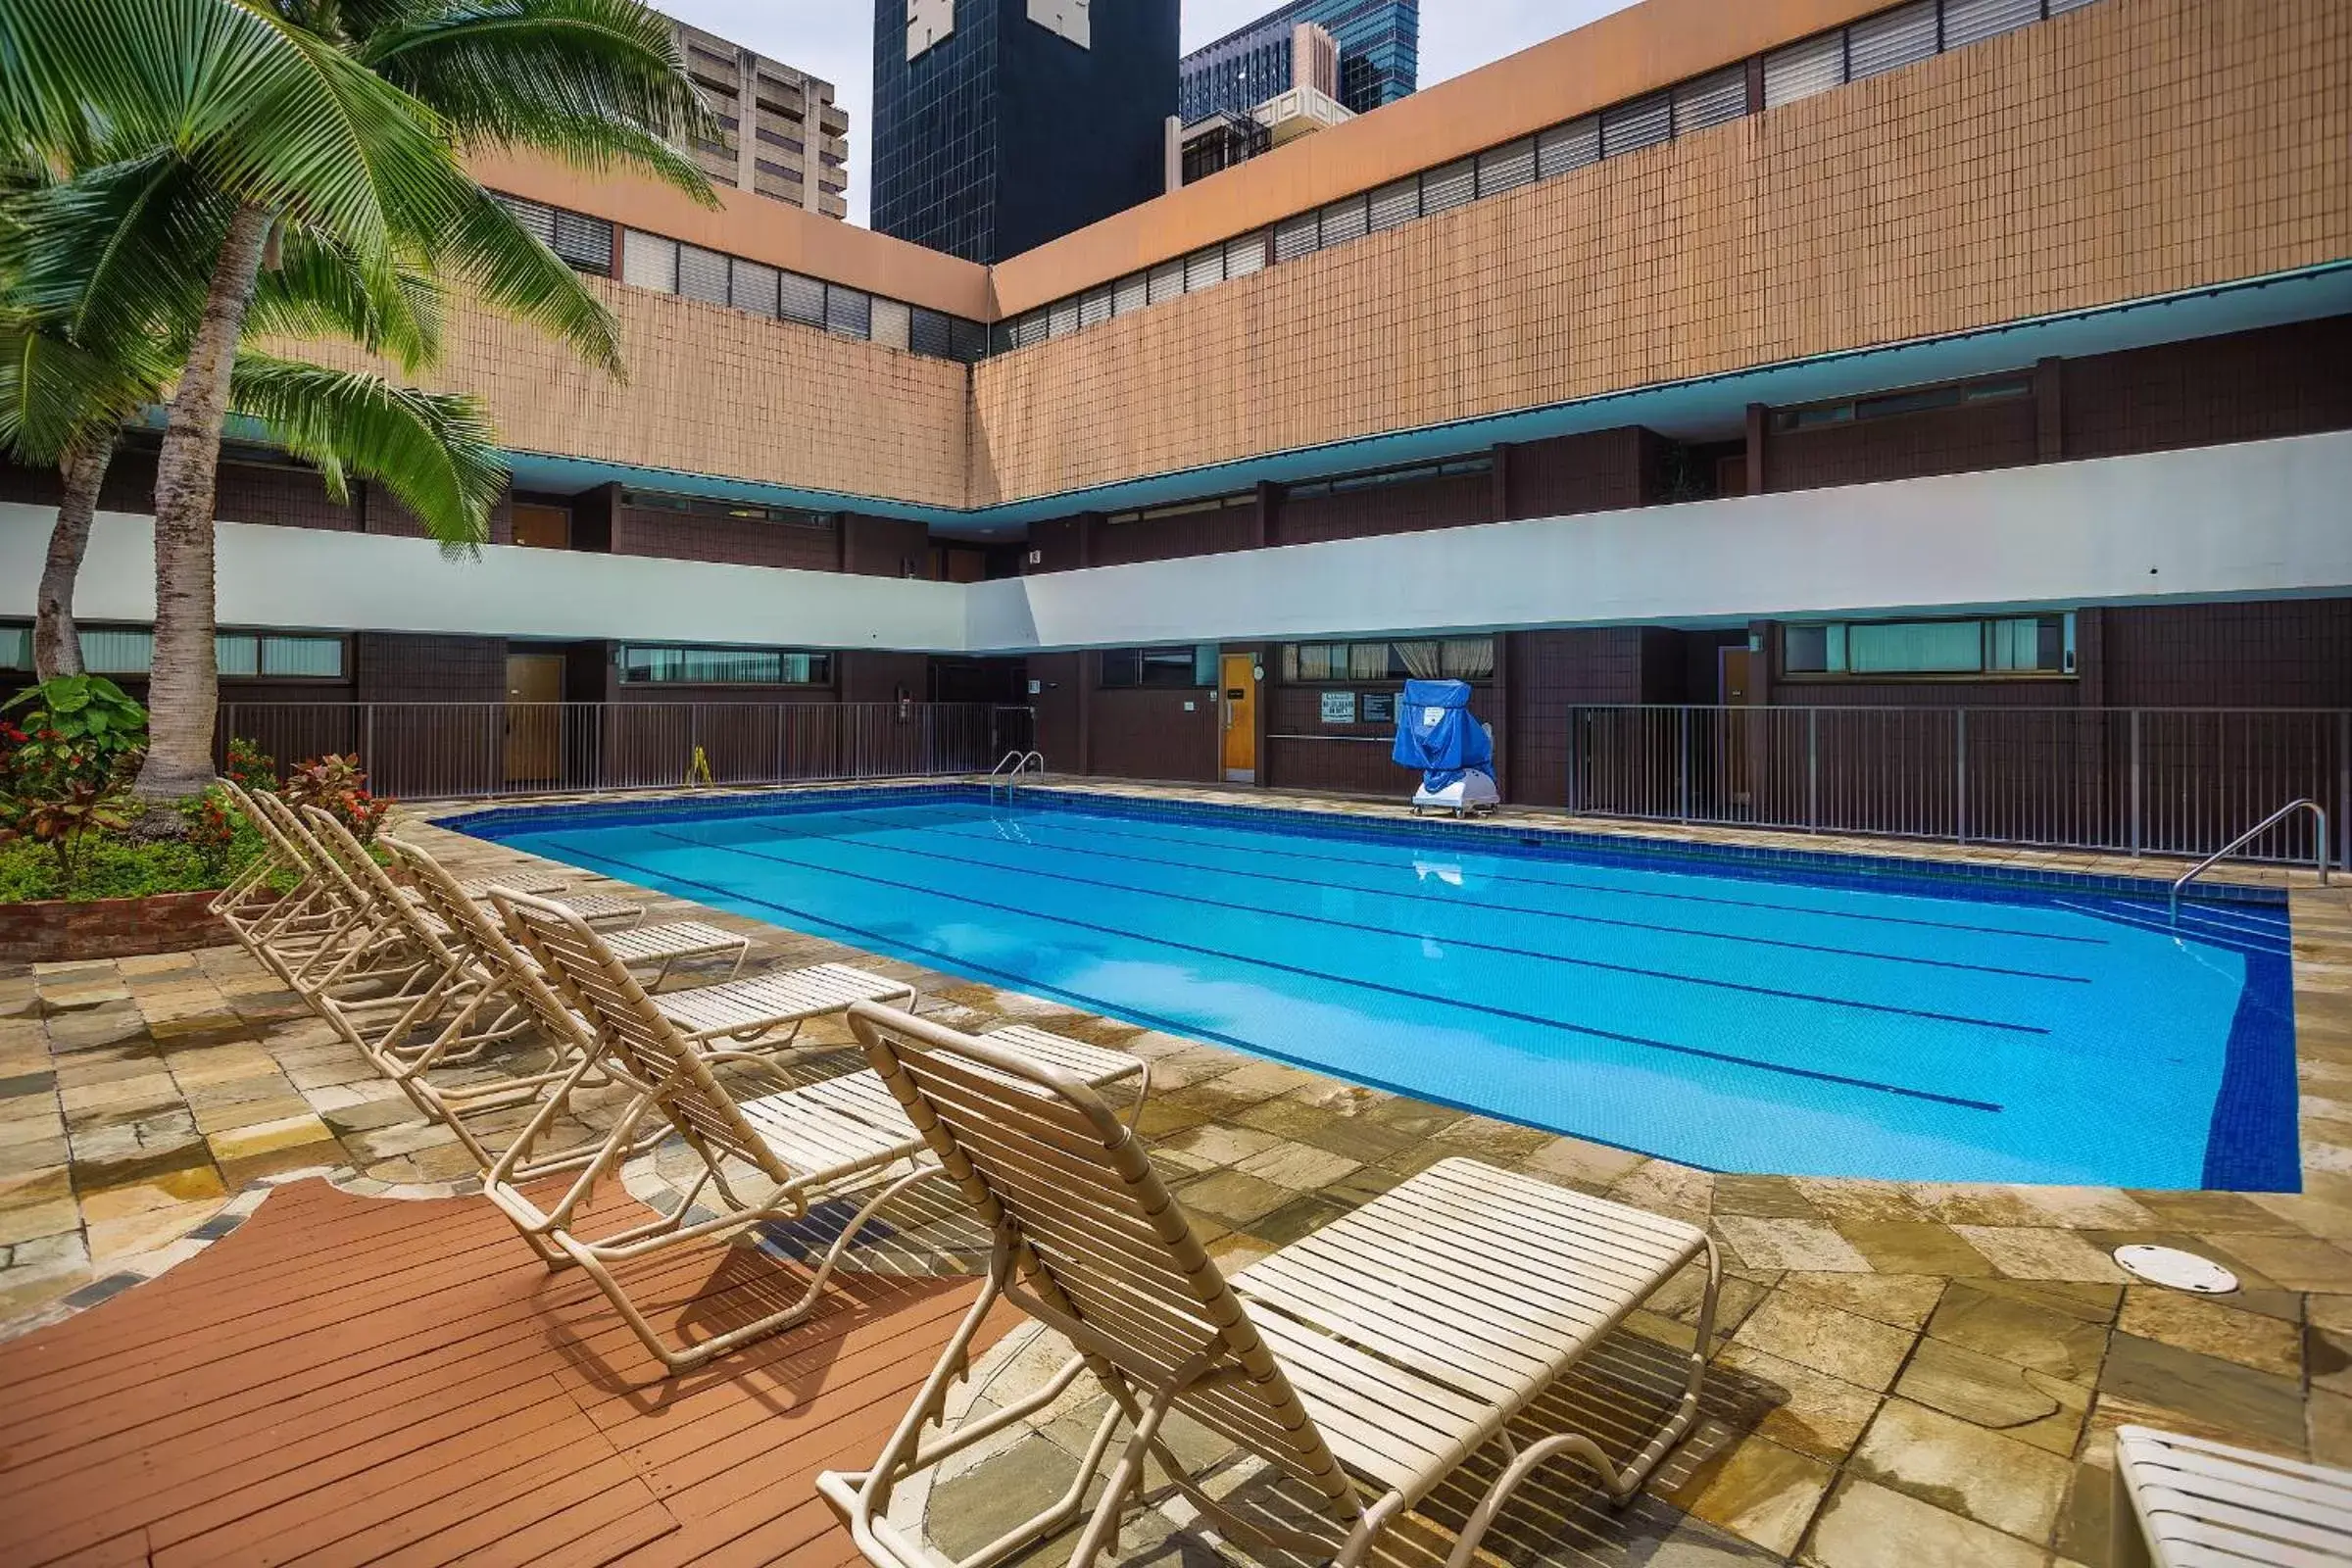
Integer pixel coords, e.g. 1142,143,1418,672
1112,272,1150,314
1420,158,1476,215
1600,93,1672,158
550,210,612,274
78,628,154,672
676,245,728,305
1147,260,1185,305
1847,620,1985,673
869,297,911,350
948,317,988,364
729,259,779,317
778,270,825,324
1673,67,1748,135
1183,246,1225,292
1047,296,1081,337
1536,118,1599,178
1942,0,2043,46
1476,140,1536,198
1367,177,1419,232
1764,32,1845,108
908,307,953,359
620,229,676,292
824,285,870,339
1847,0,1938,80
1274,212,1320,263
1225,231,1267,278
1319,195,1369,246
214,634,259,677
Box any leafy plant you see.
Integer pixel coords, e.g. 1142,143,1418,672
183,787,238,880
2,674,147,789
0,779,132,891
223,737,277,794
285,754,395,845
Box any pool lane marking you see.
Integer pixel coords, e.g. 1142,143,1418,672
556,826,2008,1113
672,821,2049,1036
951,806,2114,948
789,807,2093,986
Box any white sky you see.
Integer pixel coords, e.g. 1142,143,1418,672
661,0,1647,225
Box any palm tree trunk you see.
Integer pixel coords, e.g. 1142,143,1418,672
33,431,117,680
133,206,272,802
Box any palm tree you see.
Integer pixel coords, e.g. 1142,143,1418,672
1,0,710,798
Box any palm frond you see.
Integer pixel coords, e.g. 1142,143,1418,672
0,153,227,358
0,320,161,462
249,225,445,370
229,352,507,554
427,183,622,374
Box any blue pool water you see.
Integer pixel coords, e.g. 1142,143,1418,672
461,788,2299,1190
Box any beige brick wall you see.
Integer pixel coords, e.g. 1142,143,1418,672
969,0,2352,505
314,278,972,511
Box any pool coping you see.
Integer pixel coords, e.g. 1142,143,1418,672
431,777,2324,1195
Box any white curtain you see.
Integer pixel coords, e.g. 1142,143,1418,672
1441,638,1495,679
1394,641,1443,678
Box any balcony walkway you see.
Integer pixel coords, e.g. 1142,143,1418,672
0,1175,1002,1568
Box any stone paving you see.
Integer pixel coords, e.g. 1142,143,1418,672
3,784,2351,1567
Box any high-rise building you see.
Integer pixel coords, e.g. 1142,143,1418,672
667,19,850,219
872,0,1181,264
1180,0,1417,123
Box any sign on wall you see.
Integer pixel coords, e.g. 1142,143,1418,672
1319,691,1357,724
1361,693,1396,723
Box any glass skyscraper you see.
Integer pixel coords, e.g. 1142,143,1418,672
872,0,1179,265
1179,0,1418,122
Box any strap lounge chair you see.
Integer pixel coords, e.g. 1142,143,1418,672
2112,1425,2352,1566
485,894,1149,1373
818,1005,1720,1568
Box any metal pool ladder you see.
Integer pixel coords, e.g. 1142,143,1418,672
2169,798,2330,925
987,750,1045,803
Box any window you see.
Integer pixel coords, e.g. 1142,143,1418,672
729,258,780,317
1318,195,1369,246
0,626,343,678
1102,494,1251,526
1182,245,1225,293
1367,177,1419,232
1287,456,1492,500
1673,67,1748,135
870,297,912,351
1476,139,1537,198
0,625,25,669
909,306,953,359
1775,374,2033,430
1848,0,1938,80
1943,0,2042,47
777,270,826,325
617,645,832,685
620,229,676,292
1146,260,1185,305
1536,118,1599,178
1782,613,2076,677
1274,212,1320,263
1600,93,1672,158
1112,272,1150,314
1281,638,1495,682
824,284,871,339
550,210,613,275
1048,297,1082,338
1420,158,1475,215
1224,232,1267,279
1764,32,1845,107
1077,286,1113,328
1098,646,1207,689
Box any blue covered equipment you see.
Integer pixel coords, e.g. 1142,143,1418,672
1392,679,1499,815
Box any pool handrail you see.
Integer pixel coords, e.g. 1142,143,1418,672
987,749,1046,799
2170,798,2328,925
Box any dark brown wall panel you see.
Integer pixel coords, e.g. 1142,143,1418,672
1090,689,1217,782
839,650,930,705
2061,318,2352,462
1092,509,1258,567
2100,600,2352,709
612,507,838,570
1766,399,2039,494
1505,427,1657,519
1272,473,1494,547
354,633,506,703
1028,652,1086,771
843,514,930,577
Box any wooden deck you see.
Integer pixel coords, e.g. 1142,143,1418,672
0,1180,1002,1568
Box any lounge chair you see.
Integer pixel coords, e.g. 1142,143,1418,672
818,1005,1720,1568
2112,1425,2352,1566
485,895,1149,1372
231,784,441,998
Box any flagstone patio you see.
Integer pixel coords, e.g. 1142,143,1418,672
3,785,2349,1566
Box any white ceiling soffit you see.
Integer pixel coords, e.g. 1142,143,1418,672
1028,0,1090,48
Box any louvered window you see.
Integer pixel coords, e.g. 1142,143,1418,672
621,229,676,292
550,211,612,274
1476,139,1536,198
1367,177,1419,232
1600,93,1671,158
1078,286,1113,327
676,245,728,305
1183,245,1225,292
909,307,953,359
1673,67,1748,134
948,318,988,363
1147,260,1185,304
1764,32,1846,107
2046,0,2101,12
1112,272,1149,314
1274,212,1320,262
499,194,557,246
1319,195,1368,246
1225,231,1267,277
824,285,870,339
870,297,911,350
1536,118,1598,178
1048,297,1081,337
1848,0,1937,80
778,270,825,324
1012,312,1047,349
1943,0,2043,46
729,259,778,317
1420,158,1475,215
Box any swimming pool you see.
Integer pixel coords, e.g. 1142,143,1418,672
459,787,2299,1191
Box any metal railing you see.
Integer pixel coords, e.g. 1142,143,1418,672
986,749,1046,801
216,701,1036,802
1565,705,2352,871
2171,800,2330,921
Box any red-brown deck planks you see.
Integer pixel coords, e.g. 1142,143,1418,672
0,1179,1004,1568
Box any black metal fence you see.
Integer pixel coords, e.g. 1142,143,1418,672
216,701,1036,801
1566,705,2351,867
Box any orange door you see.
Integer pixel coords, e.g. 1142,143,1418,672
1219,653,1257,783
511,504,570,550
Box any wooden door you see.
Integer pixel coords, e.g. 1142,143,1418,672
1219,653,1257,783
1719,646,1753,807
511,504,570,551
504,654,566,783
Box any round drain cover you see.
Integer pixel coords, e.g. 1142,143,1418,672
2114,1244,2238,1294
